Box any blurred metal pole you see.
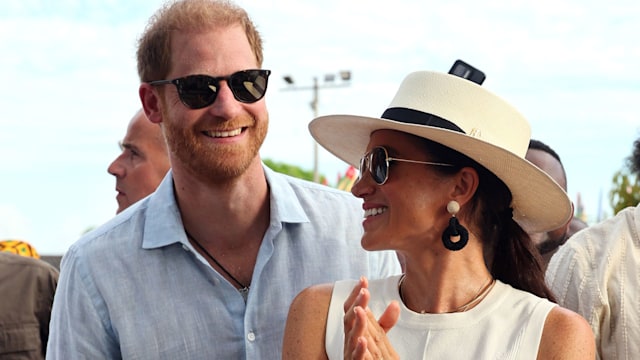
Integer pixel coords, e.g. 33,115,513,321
311,77,319,182
281,72,351,183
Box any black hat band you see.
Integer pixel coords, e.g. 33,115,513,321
381,107,465,134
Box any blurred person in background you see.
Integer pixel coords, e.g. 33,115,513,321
108,108,170,214
546,135,640,359
525,139,577,270
0,240,58,359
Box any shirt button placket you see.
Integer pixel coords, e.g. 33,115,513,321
247,331,256,342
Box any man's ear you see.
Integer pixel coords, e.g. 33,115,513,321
451,167,479,207
563,201,575,234
139,83,163,124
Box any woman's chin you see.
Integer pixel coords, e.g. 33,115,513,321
360,234,390,252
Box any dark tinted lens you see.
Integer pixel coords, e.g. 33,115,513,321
177,75,218,109
229,70,270,103
359,156,367,178
371,147,388,184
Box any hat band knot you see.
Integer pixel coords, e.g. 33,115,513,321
381,107,465,133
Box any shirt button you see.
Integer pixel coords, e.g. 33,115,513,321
247,331,256,342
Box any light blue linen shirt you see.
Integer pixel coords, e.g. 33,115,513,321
47,166,400,359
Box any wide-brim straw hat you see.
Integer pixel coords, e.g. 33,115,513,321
309,70,571,233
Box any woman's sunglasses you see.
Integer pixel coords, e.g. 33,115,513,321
149,69,271,109
359,146,454,185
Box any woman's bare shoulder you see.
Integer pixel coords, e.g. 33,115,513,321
538,306,595,359
291,283,335,307
282,283,335,360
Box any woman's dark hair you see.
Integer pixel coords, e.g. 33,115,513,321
419,137,557,302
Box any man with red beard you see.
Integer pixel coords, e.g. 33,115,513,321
46,1,400,359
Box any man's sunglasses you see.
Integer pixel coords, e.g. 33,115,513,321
359,146,454,185
149,69,271,109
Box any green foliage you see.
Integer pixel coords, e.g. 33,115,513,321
610,169,640,214
263,158,328,184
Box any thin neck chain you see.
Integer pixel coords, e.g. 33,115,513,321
185,230,250,293
398,274,495,314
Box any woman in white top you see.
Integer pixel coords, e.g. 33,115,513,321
282,63,595,359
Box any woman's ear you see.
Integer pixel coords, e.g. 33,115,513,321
451,167,479,207
139,83,163,124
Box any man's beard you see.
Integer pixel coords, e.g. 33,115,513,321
536,231,568,255
161,107,268,184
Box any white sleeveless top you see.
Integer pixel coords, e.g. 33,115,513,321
326,275,555,360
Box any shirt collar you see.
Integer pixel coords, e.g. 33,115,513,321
263,165,310,224
141,165,310,250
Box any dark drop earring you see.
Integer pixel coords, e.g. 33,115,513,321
441,200,469,251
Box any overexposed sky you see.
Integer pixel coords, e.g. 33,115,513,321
1,0,639,254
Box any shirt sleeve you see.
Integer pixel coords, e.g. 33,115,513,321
545,208,640,360
40,264,59,357
547,239,609,358
47,245,119,359
546,239,596,316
